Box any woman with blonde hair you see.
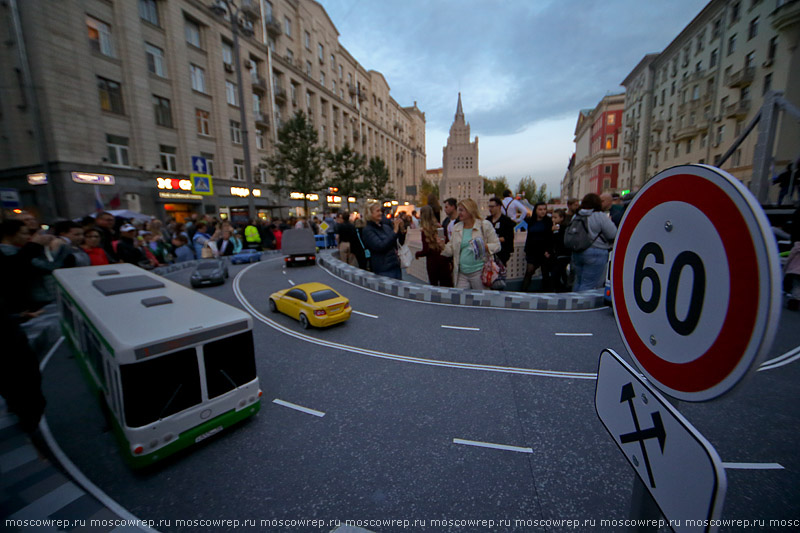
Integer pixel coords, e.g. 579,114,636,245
362,201,405,279
415,205,452,286
442,198,500,289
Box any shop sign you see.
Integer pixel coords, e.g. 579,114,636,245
290,192,319,201
158,192,202,200
230,187,262,197
157,177,193,191
72,172,114,185
27,173,48,185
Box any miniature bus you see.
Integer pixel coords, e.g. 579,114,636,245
53,264,261,468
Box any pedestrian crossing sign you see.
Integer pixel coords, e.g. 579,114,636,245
191,174,213,196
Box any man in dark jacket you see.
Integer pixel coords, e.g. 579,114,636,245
116,223,148,266
486,196,515,267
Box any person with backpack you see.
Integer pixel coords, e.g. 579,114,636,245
566,193,617,291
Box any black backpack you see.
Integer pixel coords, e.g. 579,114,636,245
563,214,599,252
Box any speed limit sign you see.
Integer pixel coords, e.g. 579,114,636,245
612,165,781,402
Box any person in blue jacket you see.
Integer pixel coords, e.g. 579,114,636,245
362,201,405,279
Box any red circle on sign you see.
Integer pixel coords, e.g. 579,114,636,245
613,173,759,393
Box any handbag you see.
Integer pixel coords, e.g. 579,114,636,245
481,255,506,289
397,241,413,269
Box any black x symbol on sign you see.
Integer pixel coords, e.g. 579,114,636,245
619,383,667,488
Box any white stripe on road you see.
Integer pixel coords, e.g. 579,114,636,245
288,279,295,286
353,310,379,319
722,462,784,470
453,438,533,454
759,345,800,371
555,333,594,337
232,265,597,380
273,399,325,417
441,325,480,331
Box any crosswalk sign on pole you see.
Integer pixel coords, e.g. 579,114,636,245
191,174,213,196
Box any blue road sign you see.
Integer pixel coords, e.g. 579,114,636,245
191,174,213,196
0,188,21,208
191,156,207,174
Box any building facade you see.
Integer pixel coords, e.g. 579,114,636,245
0,0,426,222
618,0,800,198
440,93,483,202
562,94,624,200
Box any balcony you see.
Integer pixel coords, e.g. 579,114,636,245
725,99,751,119
623,131,634,145
274,86,287,105
673,125,698,141
254,113,269,127
265,16,282,37
622,145,633,160
652,119,664,131
680,69,707,88
725,66,756,88
650,140,663,152
251,76,267,93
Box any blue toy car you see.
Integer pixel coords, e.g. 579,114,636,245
231,249,262,264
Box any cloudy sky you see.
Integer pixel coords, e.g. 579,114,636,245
316,0,710,197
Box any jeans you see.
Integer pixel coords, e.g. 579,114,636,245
572,247,609,291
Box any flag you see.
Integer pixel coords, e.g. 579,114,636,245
109,192,121,209
94,185,104,212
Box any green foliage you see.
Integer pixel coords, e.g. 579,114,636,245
325,144,366,212
417,177,439,206
517,176,549,204
263,111,326,214
361,156,395,201
483,176,510,198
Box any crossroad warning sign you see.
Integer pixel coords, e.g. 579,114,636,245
191,174,213,196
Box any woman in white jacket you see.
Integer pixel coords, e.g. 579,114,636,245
442,198,501,289
572,193,617,291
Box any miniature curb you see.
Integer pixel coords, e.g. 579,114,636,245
317,249,607,311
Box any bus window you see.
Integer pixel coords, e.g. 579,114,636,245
120,348,201,428
203,331,257,399
106,360,118,416
85,329,106,389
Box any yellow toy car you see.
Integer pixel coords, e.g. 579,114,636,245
268,282,351,329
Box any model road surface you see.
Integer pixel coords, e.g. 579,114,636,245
40,257,800,532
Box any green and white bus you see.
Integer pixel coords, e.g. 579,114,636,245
53,264,261,468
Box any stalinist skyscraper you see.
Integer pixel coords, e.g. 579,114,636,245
440,93,483,202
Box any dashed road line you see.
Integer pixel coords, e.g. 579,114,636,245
555,333,593,336
722,462,784,470
441,325,480,331
353,310,379,318
453,438,533,454
273,399,325,418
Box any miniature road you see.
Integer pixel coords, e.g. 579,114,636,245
40,258,800,532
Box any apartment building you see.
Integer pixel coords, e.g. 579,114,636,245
619,0,800,197
0,0,426,222
561,94,624,201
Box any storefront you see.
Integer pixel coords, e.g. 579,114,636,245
154,176,203,223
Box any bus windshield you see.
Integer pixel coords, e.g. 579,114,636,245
203,331,257,399
120,347,201,428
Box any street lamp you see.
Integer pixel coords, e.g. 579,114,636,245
211,0,257,223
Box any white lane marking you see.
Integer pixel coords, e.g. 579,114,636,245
441,325,480,331
353,310,379,319
233,264,597,380
317,260,606,313
288,279,295,286
39,336,65,371
722,462,784,470
453,438,533,454
759,345,800,371
273,399,325,418
555,333,593,336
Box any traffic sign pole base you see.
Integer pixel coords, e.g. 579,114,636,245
628,475,663,533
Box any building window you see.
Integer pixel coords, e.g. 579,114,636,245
763,73,772,95
304,31,310,49
320,72,325,86
339,64,343,79
196,109,210,136
696,31,705,54
710,48,718,68
222,40,233,65
185,19,201,48
605,137,613,150
97,77,124,114
284,17,291,37
190,64,206,93
106,135,129,167
330,54,335,69
768,36,778,61
607,114,615,125
716,124,725,145
201,152,215,176
233,159,244,180
145,43,165,77
230,120,242,144
306,91,312,109
153,95,172,127
255,128,265,149
87,16,115,57
745,51,755,69
604,165,612,174
306,60,312,77
712,18,721,39
731,2,741,24
687,138,693,153
253,93,262,115
318,43,324,61
748,17,759,40
290,84,297,105
226,81,238,106
332,80,337,94
259,167,268,183
286,48,294,64
741,85,751,102
728,34,736,56
139,0,159,26
160,145,177,172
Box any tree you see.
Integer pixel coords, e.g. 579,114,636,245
517,176,548,204
263,111,326,216
417,177,439,206
361,156,395,201
483,176,510,198
325,144,366,213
